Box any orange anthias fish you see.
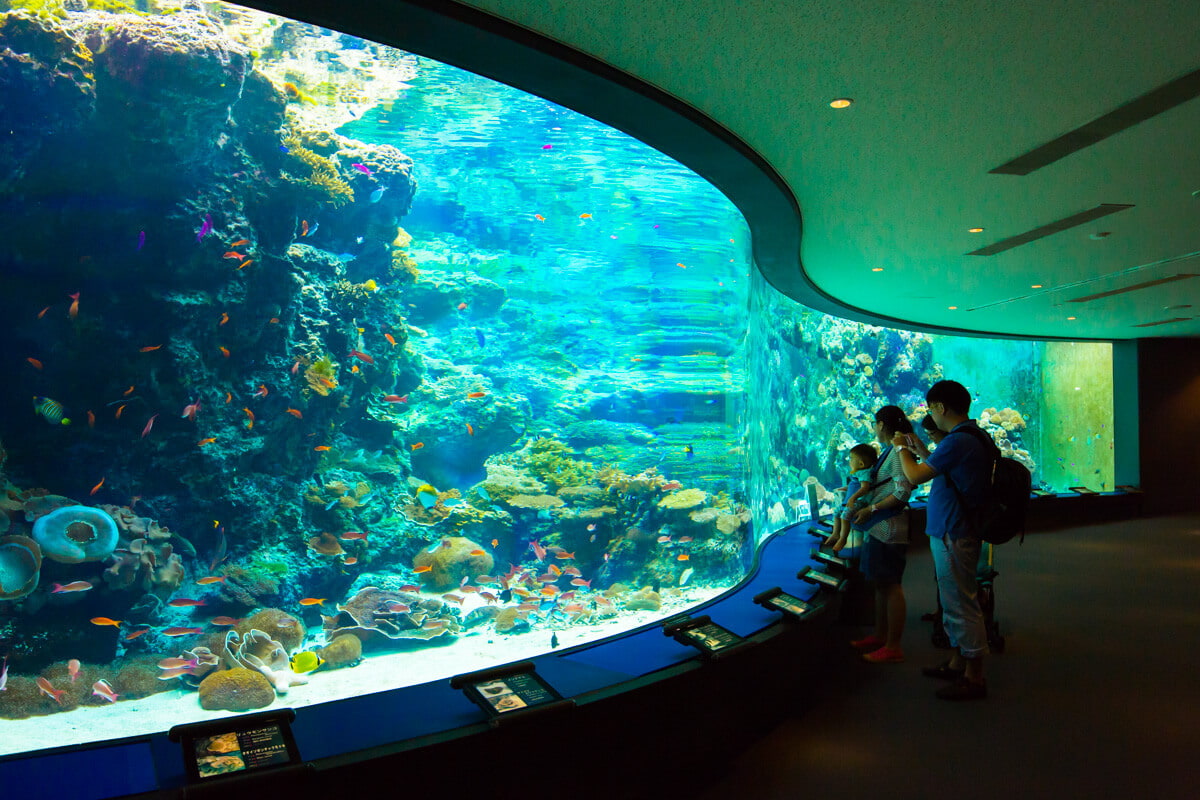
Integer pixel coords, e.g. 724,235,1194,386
181,400,201,421
285,408,303,419
67,291,80,320
229,239,250,247
141,414,159,438
237,260,253,270
38,306,50,319
534,214,545,222
90,617,122,628
410,442,424,451
89,477,105,496
340,531,368,541
68,659,81,682
123,385,136,396
456,302,468,311
348,349,374,364
300,220,309,237
466,391,486,399
168,598,207,607
384,333,397,347
243,408,255,429
219,312,229,325
26,357,43,370
677,554,690,561
115,403,127,420
219,346,231,358
197,437,217,447
209,616,241,627
579,213,592,219
466,423,474,436
254,384,269,398
313,445,331,451
413,565,432,574
140,345,163,352
224,392,232,404
383,394,407,403
468,549,486,556
36,677,66,705
86,410,95,428
124,627,150,641
161,627,203,637
195,576,226,585
299,598,325,606
222,251,246,260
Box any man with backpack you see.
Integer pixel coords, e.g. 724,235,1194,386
893,380,993,701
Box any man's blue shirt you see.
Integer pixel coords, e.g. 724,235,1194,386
925,420,993,539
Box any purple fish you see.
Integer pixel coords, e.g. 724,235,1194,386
351,163,372,176
137,230,145,251
0,656,7,692
195,213,213,243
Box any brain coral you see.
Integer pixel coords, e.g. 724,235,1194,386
198,667,276,712
317,633,362,668
237,609,304,654
32,505,118,564
0,534,42,600
413,536,494,591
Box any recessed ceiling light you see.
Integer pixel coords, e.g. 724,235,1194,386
829,98,853,109
968,228,984,233
1031,284,1043,289
871,267,884,272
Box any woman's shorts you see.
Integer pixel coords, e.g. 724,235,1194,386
860,535,907,584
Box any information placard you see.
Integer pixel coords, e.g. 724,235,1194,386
753,586,815,620
1068,486,1098,495
169,710,302,784
798,566,845,591
451,662,572,723
662,614,746,659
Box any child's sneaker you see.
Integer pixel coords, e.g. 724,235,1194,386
862,646,905,663
849,635,885,650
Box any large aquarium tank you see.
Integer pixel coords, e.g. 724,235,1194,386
0,1,1113,756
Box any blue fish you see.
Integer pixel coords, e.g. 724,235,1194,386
279,144,290,154
477,487,491,501
369,186,387,203
418,492,437,510
442,498,463,507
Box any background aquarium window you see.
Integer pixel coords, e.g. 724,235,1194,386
746,272,1115,533
0,1,753,754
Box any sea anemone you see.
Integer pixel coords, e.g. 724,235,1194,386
32,505,118,564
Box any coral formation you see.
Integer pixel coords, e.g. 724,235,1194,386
237,609,304,654
412,536,493,591
323,586,461,644
281,130,354,206
32,505,119,563
316,633,362,668
0,534,42,600
224,629,308,693
658,488,707,511
197,667,276,712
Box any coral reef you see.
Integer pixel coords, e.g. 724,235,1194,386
323,586,461,645
223,629,308,693
197,667,276,712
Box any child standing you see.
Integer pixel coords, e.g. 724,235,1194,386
825,444,879,552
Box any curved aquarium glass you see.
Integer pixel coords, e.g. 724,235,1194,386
0,1,751,753
0,0,1116,757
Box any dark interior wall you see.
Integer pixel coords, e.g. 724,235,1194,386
1138,338,1200,514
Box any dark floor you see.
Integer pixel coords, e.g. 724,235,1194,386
695,514,1200,800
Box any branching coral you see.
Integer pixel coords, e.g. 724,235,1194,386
658,488,708,510
281,131,354,206
525,438,595,489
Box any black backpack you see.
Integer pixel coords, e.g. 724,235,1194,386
942,425,1032,544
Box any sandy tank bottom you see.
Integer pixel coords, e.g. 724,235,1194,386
0,585,725,757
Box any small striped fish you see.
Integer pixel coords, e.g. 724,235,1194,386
33,396,71,425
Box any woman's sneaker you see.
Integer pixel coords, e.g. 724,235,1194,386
862,646,905,663
849,635,885,650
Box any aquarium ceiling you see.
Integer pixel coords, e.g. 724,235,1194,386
254,0,1200,341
